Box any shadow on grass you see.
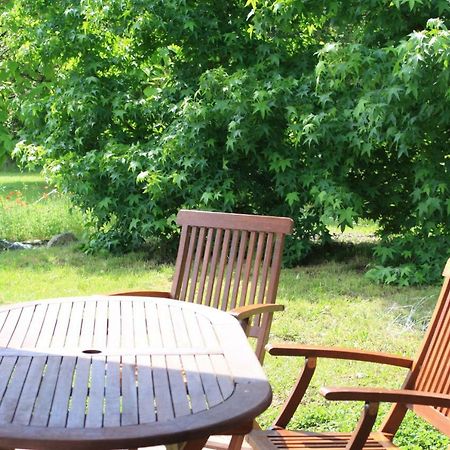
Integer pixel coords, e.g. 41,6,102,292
0,245,156,275
301,240,376,271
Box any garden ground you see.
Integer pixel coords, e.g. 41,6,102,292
0,169,447,449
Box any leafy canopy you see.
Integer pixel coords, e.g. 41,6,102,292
1,0,449,284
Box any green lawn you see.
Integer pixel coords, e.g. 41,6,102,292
0,169,448,449
0,246,446,448
0,170,85,241
0,171,49,202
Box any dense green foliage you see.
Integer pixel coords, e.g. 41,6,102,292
1,0,449,283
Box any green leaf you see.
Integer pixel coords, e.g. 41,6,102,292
286,192,299,206
253,101,271,118
201,191,214,205
144,86,158,98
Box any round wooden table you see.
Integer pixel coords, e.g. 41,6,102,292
0,296,272,450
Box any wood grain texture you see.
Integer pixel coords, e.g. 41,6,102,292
0,296,271,450
265,344,413,368
250,257,450,449
112,210,294,363
172,210,293,362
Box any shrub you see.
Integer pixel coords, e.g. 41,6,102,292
2,0,449,283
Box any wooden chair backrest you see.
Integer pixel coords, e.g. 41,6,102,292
170,210,293,358
382,258,450,437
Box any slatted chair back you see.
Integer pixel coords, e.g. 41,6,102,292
170,210,293,359
382,259,450,437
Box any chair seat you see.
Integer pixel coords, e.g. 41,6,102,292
247,429,397,449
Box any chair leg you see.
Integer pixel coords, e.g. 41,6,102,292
346,402,379,450
272,357,317,429
228,435,245,450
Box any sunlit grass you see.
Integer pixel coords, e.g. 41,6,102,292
1,245,446,448
328,218,379,237
0,170,85,241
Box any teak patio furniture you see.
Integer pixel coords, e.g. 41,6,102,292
0,295,272,450
112,209,294,363
248,258,450,450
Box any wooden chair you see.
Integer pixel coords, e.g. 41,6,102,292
247,258,450,450
111,209,294,363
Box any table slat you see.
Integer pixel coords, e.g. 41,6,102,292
79,300,96,349
167,355,191,417
145,302,162,347
66,357,91,428
50,301,72,348
0,309,22,347
121,301,138,426
30,356,62,426
36,303,60,348
49,356,76,427
136,355,156,424
85,358,106,428
210,354,235,400
10,305,35,348
85,301,108,428
195,354,223,408
0,357,17,404
104,301,121,427
152,355,174,422
104,355,121,427
181,355,208,414
21,304,47,348
93,300,108,349
13,356,47,425
0,357,32,423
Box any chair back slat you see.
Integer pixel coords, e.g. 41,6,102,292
212,229,231,309
220,230,239,310
170,210,293,340
174,226,197,300
249,232,266,306
205,228,223,304
239,231,257,308
258,233,274,305
382,259,450,437
197,228,214,304
188,226,206,302
230,231,249,310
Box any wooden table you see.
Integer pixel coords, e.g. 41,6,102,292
0,296,271,450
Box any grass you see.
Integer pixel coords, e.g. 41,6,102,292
329,218,379,236
0,171,85,241
1,246,447,448
0,169,448,449
0,246,172,303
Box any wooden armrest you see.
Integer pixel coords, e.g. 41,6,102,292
109,290,173,298
320,387,450,409
229,304,284,320
266,344,413,368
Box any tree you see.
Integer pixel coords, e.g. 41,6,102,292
0,2,15,166
2,0,449,283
